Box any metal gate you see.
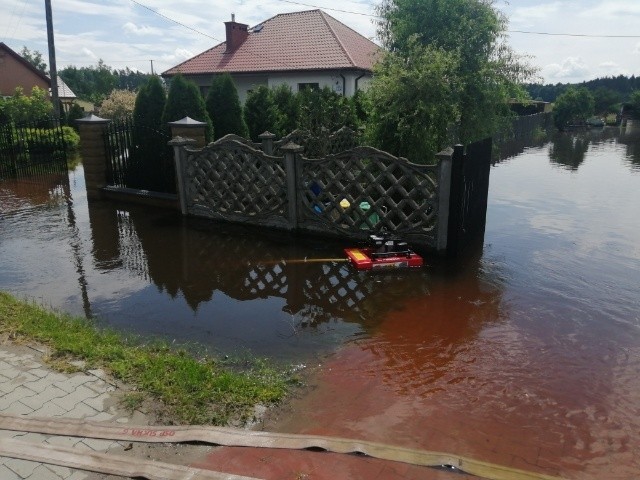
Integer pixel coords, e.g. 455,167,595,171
0,118,67,179
104,117,175,194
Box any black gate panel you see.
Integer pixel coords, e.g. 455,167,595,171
447,138,492,257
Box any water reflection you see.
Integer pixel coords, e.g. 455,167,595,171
549,132,590,170
619,120,640,169
87,200,435,331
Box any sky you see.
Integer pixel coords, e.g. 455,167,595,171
0,0,639,85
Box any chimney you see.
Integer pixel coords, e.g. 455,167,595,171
224,14,249,53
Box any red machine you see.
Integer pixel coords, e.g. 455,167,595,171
345,234,424,271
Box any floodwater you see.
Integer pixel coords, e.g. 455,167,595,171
1,123,640,479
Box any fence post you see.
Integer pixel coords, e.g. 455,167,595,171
446,144,466,257
168,136,198,216
76,114,111,200
259,131,276,155
168,117,207,148
280,142,304,230
435,147,454,253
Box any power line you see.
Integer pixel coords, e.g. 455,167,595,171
278,0,640,38
129,0,219,41
277,0,378,17
129,0,317,71
508,30,640,39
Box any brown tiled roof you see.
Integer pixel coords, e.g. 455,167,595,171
163,10,380,76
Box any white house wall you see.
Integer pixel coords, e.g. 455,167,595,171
185,71,371,104
267,71,371,98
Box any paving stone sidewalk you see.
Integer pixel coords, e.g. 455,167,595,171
0,341,153,480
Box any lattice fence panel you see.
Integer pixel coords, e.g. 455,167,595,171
298,146,440,246
183,139,289,226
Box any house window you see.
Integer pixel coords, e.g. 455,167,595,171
298,83,319,92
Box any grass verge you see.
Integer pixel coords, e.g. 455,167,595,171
0,291,296,425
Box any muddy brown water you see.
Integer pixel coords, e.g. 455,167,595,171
1,124,639,478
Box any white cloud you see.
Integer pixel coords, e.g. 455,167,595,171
122,22,163,36
81,47,98,60
509,2,562,27
597,61,628,77
543,57,590,80
579,0,640,20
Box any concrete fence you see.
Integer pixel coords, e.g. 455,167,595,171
77,115,492,256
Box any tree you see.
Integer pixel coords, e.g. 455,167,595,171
243,86,277,140
366,41,461,162
162,74,212,141
98,90,137,119
374,0,536,150
271,84,299,137
114,67,151,91
592,87,621,115
134,75,166,130
20,46,48,74
59,60,117,104
205,74,248,140
552,87,594,130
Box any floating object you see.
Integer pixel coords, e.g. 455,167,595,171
345,234,424,270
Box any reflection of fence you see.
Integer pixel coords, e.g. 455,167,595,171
89,201,429,321
495,113,552,145
103,117,175,193
0,118,67,179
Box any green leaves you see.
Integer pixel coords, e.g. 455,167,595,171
366,42,461,162
552,87,595,130
0,86,53,123
370,0,537,158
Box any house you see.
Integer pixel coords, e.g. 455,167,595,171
162,9,380,103
0,42,76,110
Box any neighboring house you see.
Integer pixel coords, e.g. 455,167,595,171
0,42,76,111
162,9,381,103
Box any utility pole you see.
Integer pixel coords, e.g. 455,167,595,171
45,0,60,118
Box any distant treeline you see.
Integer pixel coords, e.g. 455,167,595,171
527,75,640,103
59,61,152,105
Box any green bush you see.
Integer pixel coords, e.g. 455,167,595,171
19,126,80,153
553,87,595,130
1,86,53,123
271,84,299,137
206,74,248,140
243,86,277,140
61,126,80,150
297,86,357,135
65,103,86,129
